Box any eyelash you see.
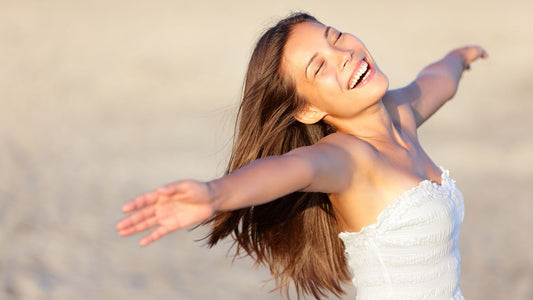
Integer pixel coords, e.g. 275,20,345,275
335,32,343,44
315,60,325,76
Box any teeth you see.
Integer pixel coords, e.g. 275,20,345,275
361,66,371,81
349,61,369,89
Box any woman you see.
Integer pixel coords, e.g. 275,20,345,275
116,13,487,299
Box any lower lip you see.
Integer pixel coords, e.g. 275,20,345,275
355,63,375,89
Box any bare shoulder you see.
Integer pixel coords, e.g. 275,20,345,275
316,132,377,165
285,132,365,165
283,132,373,194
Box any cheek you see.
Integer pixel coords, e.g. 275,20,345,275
298,76,338,104
322,74,340,89
319,68,342,90
312,78,342,107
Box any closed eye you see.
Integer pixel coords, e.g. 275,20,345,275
334,32,343,44
315,60,325,76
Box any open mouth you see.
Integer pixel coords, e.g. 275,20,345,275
348,58,372,89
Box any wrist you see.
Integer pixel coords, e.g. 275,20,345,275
446,49,467,71
206,179,225,212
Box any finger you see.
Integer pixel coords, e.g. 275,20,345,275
156,182,184,195
156,185,175,195
116,206,156,230
119,216,159,236
140,226,169,246
156,180,196,196
122,191,158,213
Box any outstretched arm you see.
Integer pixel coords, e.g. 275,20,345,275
116,141,353,246
384,46,488,127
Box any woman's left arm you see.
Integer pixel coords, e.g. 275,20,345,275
385,46,488,127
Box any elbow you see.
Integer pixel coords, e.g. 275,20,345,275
443,79,459,102
432,73,459,102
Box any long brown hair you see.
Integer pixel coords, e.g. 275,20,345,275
202,12,350,299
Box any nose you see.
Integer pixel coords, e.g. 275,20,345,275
339,49,353,70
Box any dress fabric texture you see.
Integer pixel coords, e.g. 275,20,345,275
339,168,465,300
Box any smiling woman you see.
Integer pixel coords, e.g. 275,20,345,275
281,21,390,127
116,12,487,300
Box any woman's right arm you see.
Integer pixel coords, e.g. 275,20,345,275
212,141,353,211
116,140,353,246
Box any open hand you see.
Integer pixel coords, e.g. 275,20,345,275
116,180,216,246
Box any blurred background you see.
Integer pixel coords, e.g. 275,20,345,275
1,0,531,299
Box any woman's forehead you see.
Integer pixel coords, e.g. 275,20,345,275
282,22,330,79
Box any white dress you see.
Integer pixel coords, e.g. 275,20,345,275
339,168,465,300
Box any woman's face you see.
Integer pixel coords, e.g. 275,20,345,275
282,22,389,124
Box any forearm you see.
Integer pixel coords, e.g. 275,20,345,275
417,49,467,100
418,46,487,98
208,154,314,211
408,46,486,126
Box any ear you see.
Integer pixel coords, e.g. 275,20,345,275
294,105,327,124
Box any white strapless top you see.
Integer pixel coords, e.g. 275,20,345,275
339,168,465,300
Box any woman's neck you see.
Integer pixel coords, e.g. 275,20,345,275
326,100,408,148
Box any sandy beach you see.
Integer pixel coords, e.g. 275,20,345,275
1,0,532,299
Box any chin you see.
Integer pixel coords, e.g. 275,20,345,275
363,70,389,101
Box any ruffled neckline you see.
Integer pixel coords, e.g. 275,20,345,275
339,167,453,239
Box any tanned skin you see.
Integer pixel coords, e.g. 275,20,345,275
116,21,487,247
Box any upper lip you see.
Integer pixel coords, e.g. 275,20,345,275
347,56,368,90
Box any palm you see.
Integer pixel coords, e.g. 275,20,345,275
154,189,214,231
116,180,215,246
